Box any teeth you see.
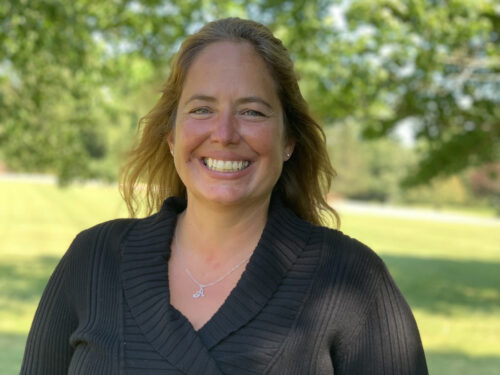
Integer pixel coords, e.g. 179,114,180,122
204,158,249,172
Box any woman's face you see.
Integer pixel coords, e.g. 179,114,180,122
168,41,294,209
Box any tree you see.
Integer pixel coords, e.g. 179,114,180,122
468,163,500,213
245,0,499,185
348,0,499,187
325,121,415,202
1,0,498,185
0,0,206,182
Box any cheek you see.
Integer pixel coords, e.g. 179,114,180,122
175,117,210,147
246,124,286,156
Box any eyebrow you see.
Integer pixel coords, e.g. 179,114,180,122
185,95,217,104
237,97,274,110
185,95,274,110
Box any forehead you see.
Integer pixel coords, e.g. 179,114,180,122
179,41,279,102
191,41,264,67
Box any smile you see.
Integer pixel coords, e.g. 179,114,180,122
202,157,250,172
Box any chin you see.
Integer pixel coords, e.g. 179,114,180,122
205,193,249,206
193,188,269,208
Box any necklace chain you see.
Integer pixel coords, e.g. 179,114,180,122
174,235,252,299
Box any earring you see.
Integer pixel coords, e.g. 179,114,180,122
285,152,291,160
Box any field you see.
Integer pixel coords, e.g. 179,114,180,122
1,181,499,374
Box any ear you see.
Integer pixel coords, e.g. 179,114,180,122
166,131,175,154
284,138,295,161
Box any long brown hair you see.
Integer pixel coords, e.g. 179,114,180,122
119,18,338,227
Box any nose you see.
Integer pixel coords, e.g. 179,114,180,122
211,110,240,145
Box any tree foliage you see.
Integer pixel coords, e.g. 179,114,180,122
343,0,500,186
326,121,415,202
1,0,498,185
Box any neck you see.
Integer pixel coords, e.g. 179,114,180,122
175,196,271,262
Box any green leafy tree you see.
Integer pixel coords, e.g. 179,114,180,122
350,0,499,187
468,163,500,214
1,0,498,185
326,121,414,202
0,0,205,182
251,0,499,185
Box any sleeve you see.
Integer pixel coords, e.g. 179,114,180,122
334,260,428,375
20,234,82,375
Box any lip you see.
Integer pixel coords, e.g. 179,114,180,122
201,150,253,160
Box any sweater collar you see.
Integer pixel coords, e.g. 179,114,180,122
121,195,312,373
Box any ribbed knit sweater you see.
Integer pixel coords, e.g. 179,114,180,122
21,196,428,374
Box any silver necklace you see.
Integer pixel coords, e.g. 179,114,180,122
174,235,252,299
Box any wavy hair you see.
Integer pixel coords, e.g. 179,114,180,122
119,17,338,226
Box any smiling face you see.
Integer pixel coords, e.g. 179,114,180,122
168,41,294,209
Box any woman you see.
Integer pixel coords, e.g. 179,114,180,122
21,18,428,374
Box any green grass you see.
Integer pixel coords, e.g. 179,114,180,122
2,181,500,374
339,211,500,374
0,181,127,373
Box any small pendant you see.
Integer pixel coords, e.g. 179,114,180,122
193,286,205,298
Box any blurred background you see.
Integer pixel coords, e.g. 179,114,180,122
1,0,499,374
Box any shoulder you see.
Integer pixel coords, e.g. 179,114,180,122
316,225,385,272
309,226,403,325
309,225,390,302
64,217,140,265
74,217,139,245
53,218,141,291
72,218,138,250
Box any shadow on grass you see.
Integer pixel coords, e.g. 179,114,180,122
2,253,500,375
0,256,60,373
426,350,500,375
0,332,27,375
3,253,499,316
0,255,60,312
3,336,500,375
381,254,500,314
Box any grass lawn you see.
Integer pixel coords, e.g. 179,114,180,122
338,209,500,374
1,181,500,374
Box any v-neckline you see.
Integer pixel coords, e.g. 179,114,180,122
121,196,312,373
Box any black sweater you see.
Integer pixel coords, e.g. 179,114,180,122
21,197,428,374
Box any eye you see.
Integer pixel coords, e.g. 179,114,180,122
241,109,266,117
190,107,209,114
189,107,212,117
